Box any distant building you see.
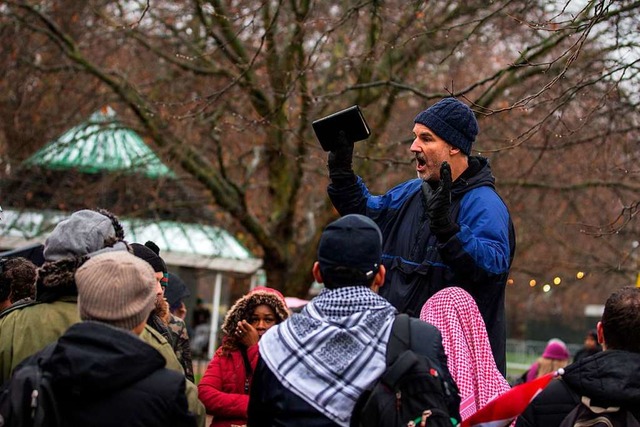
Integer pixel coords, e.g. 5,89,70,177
0,106,263,358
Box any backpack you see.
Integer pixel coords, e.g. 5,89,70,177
0,346,61,427
559,397,640,427
353,314,456,427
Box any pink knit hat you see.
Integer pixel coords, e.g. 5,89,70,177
542,340,569,360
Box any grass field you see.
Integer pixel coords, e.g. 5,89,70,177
193,353,540,385
506,352,538,382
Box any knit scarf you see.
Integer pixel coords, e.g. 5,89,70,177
420,287,511,421
259,286,397,427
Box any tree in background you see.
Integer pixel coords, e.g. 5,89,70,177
1,1,638,326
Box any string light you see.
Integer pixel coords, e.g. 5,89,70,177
529,279,536,287
553,277,561,285
576,272,585,279
543,284,551,292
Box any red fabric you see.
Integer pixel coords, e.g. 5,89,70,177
460,372,555,427
197,343,260,427
525,362,539,383
420,287,511,421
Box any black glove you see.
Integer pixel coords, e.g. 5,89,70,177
327,131,357,186
422,161,460,241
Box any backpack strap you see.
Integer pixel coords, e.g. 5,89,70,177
386,313,411,365
4,343,61,427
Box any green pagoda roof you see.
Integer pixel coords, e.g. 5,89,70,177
24,106,175,179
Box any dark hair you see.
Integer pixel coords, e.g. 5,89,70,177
0,259,10,301
0,257,37,302
601,286,640,353
321,266,376,289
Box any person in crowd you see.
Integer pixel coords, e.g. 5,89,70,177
198,286,289,427
420,287,511,421
131,241,195,382
0,208,128,384
248,214,459,426
1,251,197,426
524,339,570,383
166,271,191,320
131,242,172,335
0,257,37,312
0,257,38,310
0,209,206,425
572,329,601,363
516,286,640,426
325,97,516,375
193,297,212,327
191,298,212,357
0,259,10,313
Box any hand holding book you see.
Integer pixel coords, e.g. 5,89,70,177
312,105,371,152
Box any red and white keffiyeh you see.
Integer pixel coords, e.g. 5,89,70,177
420,287,511,421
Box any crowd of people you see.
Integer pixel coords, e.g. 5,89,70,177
0,97,638,426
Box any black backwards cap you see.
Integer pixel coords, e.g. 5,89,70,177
318,214,383,287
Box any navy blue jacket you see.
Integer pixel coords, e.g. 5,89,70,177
328,157,515,374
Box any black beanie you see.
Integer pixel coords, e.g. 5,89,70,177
130,242,167,273
413,97,479,155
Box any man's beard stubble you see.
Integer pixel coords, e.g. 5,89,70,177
153,294,171,325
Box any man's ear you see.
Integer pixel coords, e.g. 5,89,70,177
596,321,605,349
312,262,324,284
370,265,386,293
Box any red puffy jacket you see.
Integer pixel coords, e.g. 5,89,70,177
198,343,259,427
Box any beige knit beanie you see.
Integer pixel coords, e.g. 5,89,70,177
75,251,156,330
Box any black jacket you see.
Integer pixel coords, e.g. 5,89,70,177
12,322,196,427
247,317,460,427
328,157,515,374
516,350,640,427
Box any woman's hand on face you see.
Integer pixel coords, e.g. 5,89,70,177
235,320,259,347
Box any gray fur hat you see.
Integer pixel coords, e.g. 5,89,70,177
36,209,126,303
43,209,125,262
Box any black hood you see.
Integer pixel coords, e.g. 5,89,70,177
451,156,495,198
562,350,640,408
42,322,166,396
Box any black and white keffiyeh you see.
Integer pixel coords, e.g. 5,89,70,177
259,286,397,426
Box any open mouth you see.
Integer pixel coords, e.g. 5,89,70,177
415,154,427,167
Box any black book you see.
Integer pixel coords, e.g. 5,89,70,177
312,105,371,152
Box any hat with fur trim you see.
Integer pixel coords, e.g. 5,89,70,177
43,209,125,262
220,286,289,351
36,209,126,303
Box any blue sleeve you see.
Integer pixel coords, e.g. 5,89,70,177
328,177,421,223
439,187,511,281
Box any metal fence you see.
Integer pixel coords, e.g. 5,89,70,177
506,339,581,371
193,339,584,384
